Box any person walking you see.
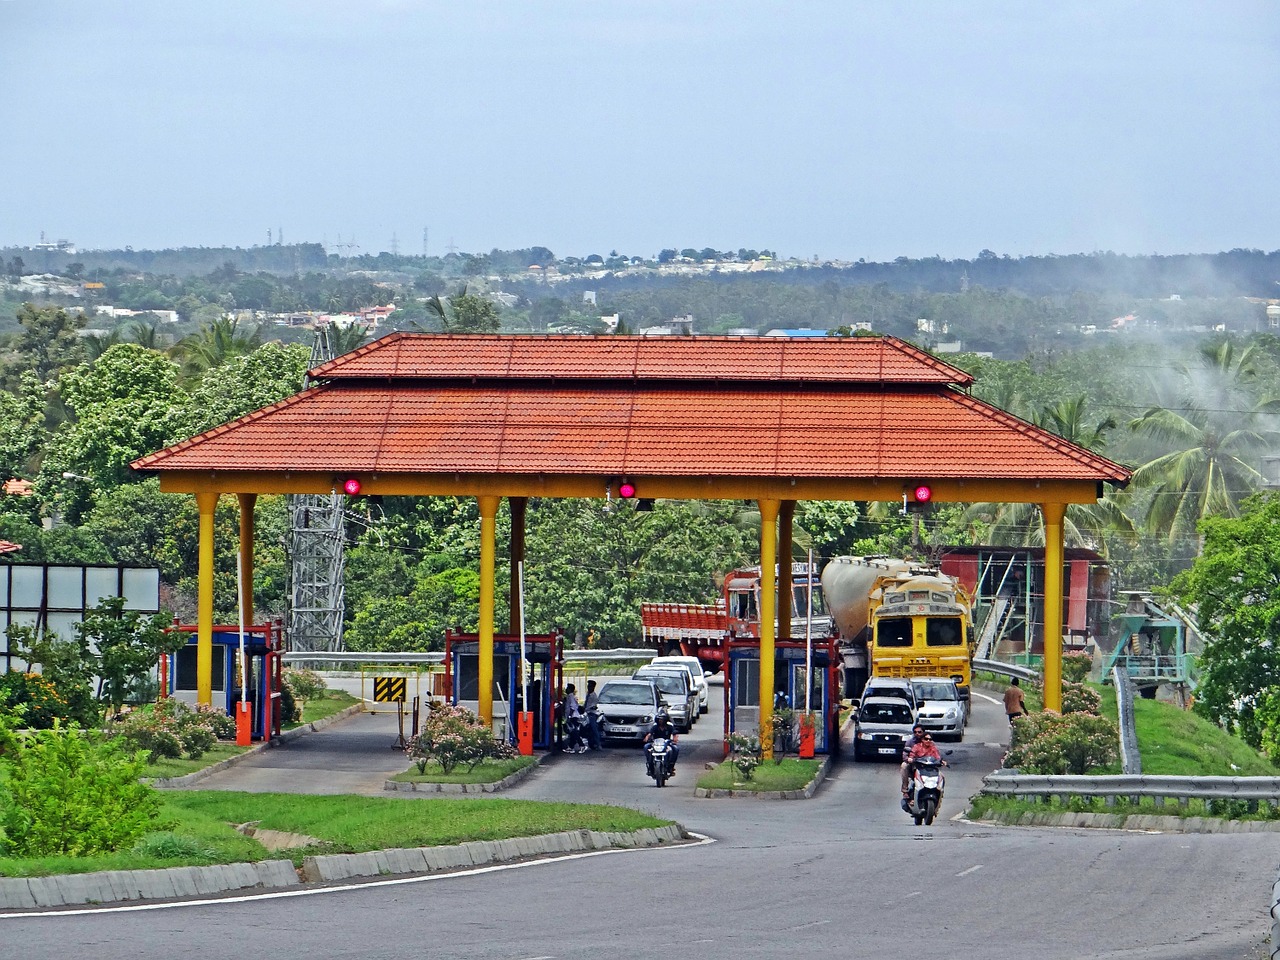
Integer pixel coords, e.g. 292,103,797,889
1003,677,1028,725
563,683,586,753
583,679,602,750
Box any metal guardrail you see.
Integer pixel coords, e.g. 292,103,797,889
283,648,658,667
982,771,1280,805
1113,664,1141,775
972,658,1040,683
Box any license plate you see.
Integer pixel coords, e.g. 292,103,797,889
878,747,899,755
610,725,637,734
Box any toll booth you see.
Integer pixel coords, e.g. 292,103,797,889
724,637,842,755
164,622,284,741
443,630,562,750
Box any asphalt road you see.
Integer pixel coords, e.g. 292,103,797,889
1,684,1272,959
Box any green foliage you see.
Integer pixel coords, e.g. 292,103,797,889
0,722,162,856
1166,492,1280,748
77,596,185,714
110,699,229,762
726,732,763,780
405,702,516,774
282,667,327,702
130,831,218,863
1061,680,1102,715
172,342,310,437
0,672,74,730
1062,652,1093,683
8,623,98,725
1005,711,1119,775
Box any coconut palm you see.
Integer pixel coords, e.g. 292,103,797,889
175,316,263,378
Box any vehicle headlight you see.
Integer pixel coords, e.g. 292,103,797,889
944,708,956,719
640,715,653,724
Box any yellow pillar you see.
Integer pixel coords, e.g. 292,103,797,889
237,493,257,627
196,492,218,706
508,497,526,635
478,495,499,726
778,501,794,641
1041,501,1066,713
758,499,780,758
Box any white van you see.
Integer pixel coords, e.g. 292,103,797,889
649,655,710,714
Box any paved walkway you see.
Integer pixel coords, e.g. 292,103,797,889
191,709,410,795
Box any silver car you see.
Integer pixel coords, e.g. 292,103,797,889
911,677,967,741
597,679,662,743
633,667,697,732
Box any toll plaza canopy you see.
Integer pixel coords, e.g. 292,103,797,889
132,333,1131,730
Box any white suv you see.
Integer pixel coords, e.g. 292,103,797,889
649,655,709,714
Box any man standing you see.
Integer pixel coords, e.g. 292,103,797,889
1003,677,1028,726
583,679,602,750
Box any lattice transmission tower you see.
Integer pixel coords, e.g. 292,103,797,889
287,330,347,652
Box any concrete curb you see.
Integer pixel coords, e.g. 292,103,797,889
299,823,688,883
0,824,688,911
384,756,542,794
971,809,1280,833
694,755,831,799
0,860,300,910
151,703,366,789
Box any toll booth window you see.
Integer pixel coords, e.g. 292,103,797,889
877,617,913,647
926,618,964,647
175,645,225,691
457,654,511,700
735,659,760,706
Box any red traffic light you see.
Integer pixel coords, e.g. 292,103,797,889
913,484,932,503
343,478,363,496
618,481,637,499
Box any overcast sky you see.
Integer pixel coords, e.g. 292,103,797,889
2,1,1277,262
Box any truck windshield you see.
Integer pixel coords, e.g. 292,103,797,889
877,617,913,647
926,618,964,647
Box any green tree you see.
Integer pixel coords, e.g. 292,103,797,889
1166,493,1280,748
77,596,184,715
173,342,310,437
426,288,502,333
3,304,87,390
175,315,264,379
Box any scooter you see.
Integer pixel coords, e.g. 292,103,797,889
904,755,946,825
646,737,675,787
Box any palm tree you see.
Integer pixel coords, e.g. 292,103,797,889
175,316,263,378
127,320,163,350
1126,339,1280,544
317,323,370,358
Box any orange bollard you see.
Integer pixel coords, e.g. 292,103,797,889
798,718,816,759
236,700,253,746
517,711,534,756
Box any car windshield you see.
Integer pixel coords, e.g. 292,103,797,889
647,676,683,694
913,683,955,700
865,686,911,702
600,685,655,705
860,703,913,723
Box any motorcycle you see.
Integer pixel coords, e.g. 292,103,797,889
904,755,946,825
646,736,675,787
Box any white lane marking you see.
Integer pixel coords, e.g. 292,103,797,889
970,692,1002,705
956,864,983,877
0,833,717,919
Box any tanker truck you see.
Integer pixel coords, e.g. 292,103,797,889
821,556,974,701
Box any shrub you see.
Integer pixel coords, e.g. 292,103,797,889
0,721,162,856
726,732,762,780
0,672,70,730
1062,653,1094,684
283,667,326,702
194,703,237,740
278,683,300,724
1005,710,1119,775
1061,681,1102,716
110,698,227,761
132,831,217,862
405,702,516,774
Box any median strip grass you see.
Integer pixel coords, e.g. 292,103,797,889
390,756,537,784
0,791,671,878
696,758,820,792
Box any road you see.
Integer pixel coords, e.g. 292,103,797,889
0,685,1271,959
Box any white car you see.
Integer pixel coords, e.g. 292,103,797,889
911,677,967,741
650,655,710,714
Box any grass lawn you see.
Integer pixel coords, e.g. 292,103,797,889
293,689,360,726
696,757,820,792
390,756,537,784
0,791,671,878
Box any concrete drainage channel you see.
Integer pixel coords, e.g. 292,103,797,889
0,825,688,911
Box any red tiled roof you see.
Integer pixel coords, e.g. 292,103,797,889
0,540,21,555
308,333,973,386
134,380,1128,482
3,479,32,496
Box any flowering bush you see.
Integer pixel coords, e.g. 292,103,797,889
283,667,326,703
726,732,763,780
405,702,517,774
109,698,227,761
764,706,797,761
1004,710,1118,775
1062,653,1094,684
1061,680,1102,716
0,672,70,730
